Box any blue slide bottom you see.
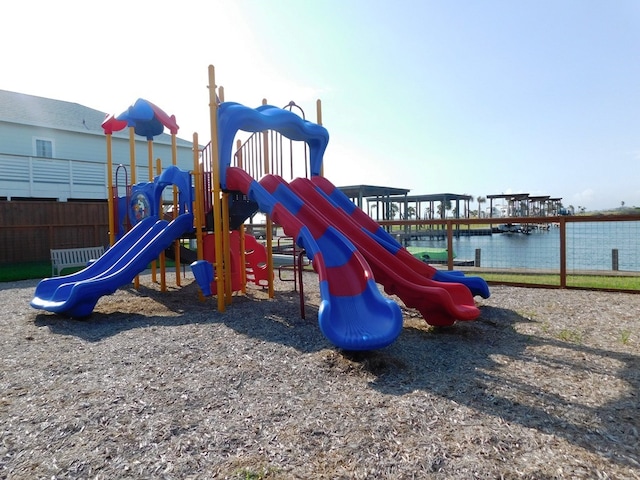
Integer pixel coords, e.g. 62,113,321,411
226,166,403,351
31,213,194,318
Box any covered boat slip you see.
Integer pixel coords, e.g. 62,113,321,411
338,187,473,222
337,184,411,221
338,184,564,223
337,186,478,242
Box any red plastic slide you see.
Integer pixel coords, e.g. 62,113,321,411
285,177,480,326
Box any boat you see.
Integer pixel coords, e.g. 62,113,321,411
496,223,521,233
406,246,452,263
496,223,532,234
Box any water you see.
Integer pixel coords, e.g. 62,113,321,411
409,221,640,271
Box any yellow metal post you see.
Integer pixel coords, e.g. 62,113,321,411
208,65,225,312
216,83,231,302
192,132,205,302
129,127,140,290
217,87,234,304
105,133,115,246
171,132,181,286
316,99,324,177
129,127,137,184
193,132,204,261
236,139,247,294
148,140,157,283
261,99,275,298
222,192,232,304
157,158,167,292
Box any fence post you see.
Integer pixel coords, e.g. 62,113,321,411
475,248,481,267
447,221,454,270
559,217,567,288
612,249,619,271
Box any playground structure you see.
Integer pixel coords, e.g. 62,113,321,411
31,65,490,351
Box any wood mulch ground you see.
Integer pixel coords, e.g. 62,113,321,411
1,272,639,479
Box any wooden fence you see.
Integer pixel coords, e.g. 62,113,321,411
0,201,109,264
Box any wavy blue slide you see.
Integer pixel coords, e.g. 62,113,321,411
312,176,490,299
226,166,403,351
31,213,194,318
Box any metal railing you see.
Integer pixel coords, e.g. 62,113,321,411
379,214,640,293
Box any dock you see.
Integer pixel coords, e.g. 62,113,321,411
396,227,493,241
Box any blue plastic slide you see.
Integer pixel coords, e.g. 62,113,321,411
226,166,403,351
284,176,481,327
311,176,490,299
31,213,194,318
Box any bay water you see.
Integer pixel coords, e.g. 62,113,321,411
409,221,640,272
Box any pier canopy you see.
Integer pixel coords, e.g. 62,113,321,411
336,186,475,221
486,193,563,217
396,193,474,220
338,185,410,221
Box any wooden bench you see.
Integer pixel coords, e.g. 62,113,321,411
50,246,105,276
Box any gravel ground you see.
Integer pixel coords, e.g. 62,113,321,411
1,273,639,479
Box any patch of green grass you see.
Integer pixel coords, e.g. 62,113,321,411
566,275,640,290
233,466,279,479
0,261,57,282
620,330,632,345
481,273,561,286
557,329,583,344
480,272,639,291
0,259,180,282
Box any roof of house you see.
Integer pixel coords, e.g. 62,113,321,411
0,89,192,146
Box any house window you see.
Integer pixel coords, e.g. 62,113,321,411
34,138,54,158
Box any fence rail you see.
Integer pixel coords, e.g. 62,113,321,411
379,215,640,293
3,196,637,294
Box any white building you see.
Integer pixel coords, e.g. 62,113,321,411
0,89,196,202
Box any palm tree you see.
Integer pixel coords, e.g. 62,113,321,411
464,194,474,219
389,202,399,220
445,199,452,218
368,203,378,219
437,199,453,218
476,196,486,218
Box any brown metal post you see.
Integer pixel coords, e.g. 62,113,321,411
447,220,454,270
559,217,567,288
298,251,306,319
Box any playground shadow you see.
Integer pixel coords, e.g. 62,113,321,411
212,289,328,353
32,284,639,468
33,282,327,351
33,281,216,342
341,305,640,470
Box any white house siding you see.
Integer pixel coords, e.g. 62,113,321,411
0,123,33,155
0,154,107,200
0,153,32,199
0,123,196,201
109,134,195,178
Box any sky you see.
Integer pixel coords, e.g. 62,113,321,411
3,0,640,211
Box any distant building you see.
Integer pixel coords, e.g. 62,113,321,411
0,90,195,202
486,193,563,217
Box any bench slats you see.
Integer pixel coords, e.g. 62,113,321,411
50,246,105,276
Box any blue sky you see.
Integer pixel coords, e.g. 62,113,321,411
3,0,640,210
